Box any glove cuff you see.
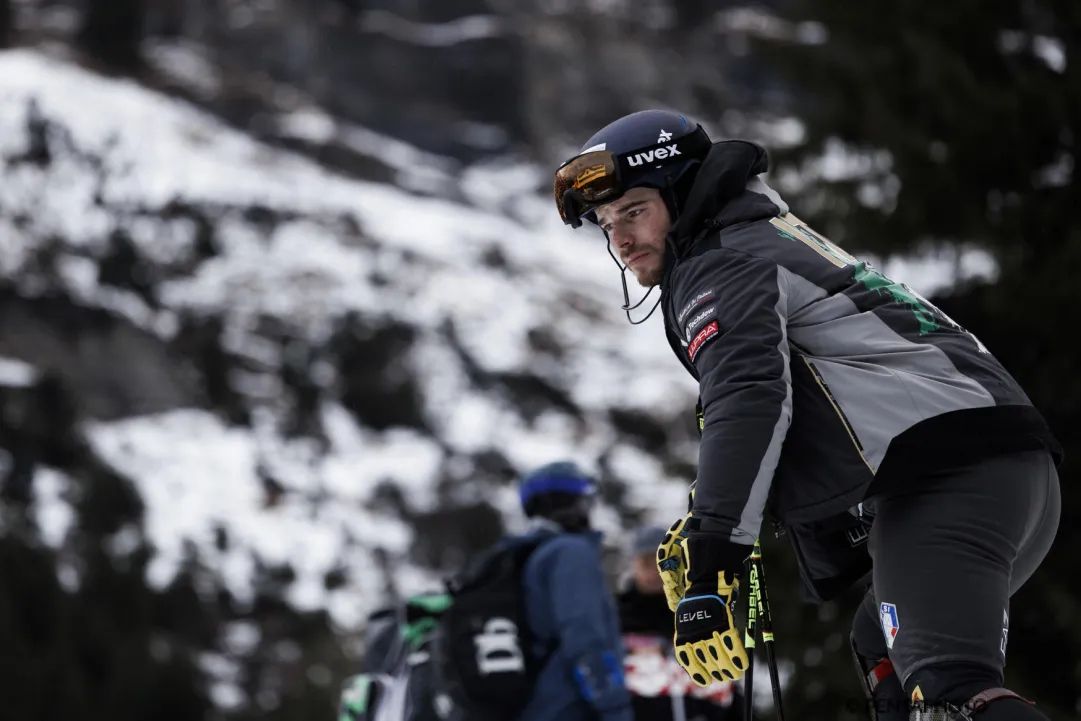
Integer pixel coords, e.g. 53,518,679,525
685,581,732,602
684,533,752,586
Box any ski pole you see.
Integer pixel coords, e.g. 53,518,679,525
743,549,759,721
750,541,786,721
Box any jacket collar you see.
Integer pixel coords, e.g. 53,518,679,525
662,139,791,264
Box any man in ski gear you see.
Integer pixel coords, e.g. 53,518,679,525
616,525,741,721
493,461,633,721
553,109,1063,721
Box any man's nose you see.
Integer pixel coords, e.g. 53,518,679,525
610,227,634,249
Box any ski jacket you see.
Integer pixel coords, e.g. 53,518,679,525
660,140,1063,550
515,527,633,721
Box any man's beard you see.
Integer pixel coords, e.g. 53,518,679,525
633,265,663,288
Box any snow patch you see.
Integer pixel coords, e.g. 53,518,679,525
84,407,425,630
33,467,75,548
358,11,506,47
0,356,38,387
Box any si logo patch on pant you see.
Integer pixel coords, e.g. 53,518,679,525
879,602,899,649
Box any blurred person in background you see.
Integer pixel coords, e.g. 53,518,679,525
616,525,741,721
553,110,1063,721
434,461,633,721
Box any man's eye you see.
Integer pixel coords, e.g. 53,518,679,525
627,208,644,219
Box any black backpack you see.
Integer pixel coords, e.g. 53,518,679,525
432,535,556,721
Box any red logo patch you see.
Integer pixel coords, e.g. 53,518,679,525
688,321,719,361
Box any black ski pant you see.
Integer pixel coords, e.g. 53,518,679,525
849,448,1060,719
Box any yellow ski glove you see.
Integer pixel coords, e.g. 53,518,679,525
672,534,751,687
656,481,696,611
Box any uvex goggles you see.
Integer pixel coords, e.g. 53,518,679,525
554,125,711,228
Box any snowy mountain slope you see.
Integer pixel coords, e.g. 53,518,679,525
0,49,708,635
0,46,996,643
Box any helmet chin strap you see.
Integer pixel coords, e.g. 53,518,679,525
597,171,688,326
605,238,662,325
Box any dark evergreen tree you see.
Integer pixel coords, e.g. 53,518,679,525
0,0,12,48
77,0,146,72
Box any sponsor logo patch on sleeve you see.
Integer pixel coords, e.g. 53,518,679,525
676,289,715,324
687,321,719,362
683,305,716,340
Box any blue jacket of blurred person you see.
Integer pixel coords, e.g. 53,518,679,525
510,461,634,721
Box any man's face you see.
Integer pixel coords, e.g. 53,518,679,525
631,553,664,595
594,187,671,288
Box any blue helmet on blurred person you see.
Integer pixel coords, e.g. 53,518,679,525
519,461,596,533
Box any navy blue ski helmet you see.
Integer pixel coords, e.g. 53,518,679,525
518,461,595,508
554,109,712,228
518,461,598,531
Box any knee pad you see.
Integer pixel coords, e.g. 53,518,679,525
906,663,1040,720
